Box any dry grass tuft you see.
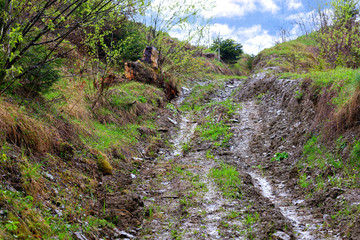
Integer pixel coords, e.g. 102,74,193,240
334,88,360,132
0,101,57,153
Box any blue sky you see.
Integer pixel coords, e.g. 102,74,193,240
200,0,324,55
162,0,332,55
146,0,334,55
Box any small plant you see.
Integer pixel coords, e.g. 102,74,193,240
244,212,259,225
5,220,20,231
350,140,360,166
271,152,289,162
336,136,347,152
256,92,265,104
227,210,241,219
294,90,303,100
182,141,191,153
206,150,215,159
299,173,311,188
209,162,241,198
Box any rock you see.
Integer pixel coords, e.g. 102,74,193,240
124,51,179,100
140,46,159,69
202,53,217,60
44,172,54,180
272,231,291,240
73,232,89,240
114,229,136,239
167,117,178,125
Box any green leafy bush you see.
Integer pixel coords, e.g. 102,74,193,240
19,45,62,94
210,37,243,63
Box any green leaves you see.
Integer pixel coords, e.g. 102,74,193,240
210,37,243,64
316,0,360,68
271,152,289,162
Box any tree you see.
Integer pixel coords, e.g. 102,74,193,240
210,37,243,64
141,0,212,74
0,0,143,95
310,0,360,68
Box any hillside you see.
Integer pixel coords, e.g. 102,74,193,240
1,1,360,239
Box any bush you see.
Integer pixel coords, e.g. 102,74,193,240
20,45,62,94
210,37,243,64
316,0,360,68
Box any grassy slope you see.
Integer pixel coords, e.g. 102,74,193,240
255,35,360,237
0,57,169,239
0,34,240,238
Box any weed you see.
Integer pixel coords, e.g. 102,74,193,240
294,90,303,100
206,150,215,159
181,141,191,154
227,210,241,219
209,162,241,198
171,229,183,239
299,173,311,188
336,136,347,152
350,140,360,166
5,220,20,231
244,212,259,225
271,152,289,162
256,92,265,104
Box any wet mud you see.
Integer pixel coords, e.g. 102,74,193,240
138,71,342,239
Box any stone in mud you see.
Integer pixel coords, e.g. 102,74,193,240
272,231,291,240
73,232,89,240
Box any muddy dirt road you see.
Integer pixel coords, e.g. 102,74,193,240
138,75,340,239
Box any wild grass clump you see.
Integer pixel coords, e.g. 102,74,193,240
209,162,241,198
0,100,56,153
93,81,165,126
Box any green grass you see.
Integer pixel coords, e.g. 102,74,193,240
199,120,232,147
281,68,360,110
209,162,241,198
298,135,360,194
256,35,318,72
109,82,163,110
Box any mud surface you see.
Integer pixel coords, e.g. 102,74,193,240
137,71,343,239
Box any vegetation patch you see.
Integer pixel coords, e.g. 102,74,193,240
209,162,241,199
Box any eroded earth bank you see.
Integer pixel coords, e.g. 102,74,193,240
136,68,360,239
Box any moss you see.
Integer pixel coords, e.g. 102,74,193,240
91,149,113,175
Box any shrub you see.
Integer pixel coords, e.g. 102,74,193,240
19,45,62,94
210,37,243,64
316,0,360,68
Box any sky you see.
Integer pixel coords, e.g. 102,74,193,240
164,0,331,55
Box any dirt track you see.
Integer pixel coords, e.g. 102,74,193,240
138,72,341,239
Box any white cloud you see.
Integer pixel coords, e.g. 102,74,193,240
208,23,276,55
201,0,256,19
201,0,280,19
287,0,303,10
259,0,280,14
